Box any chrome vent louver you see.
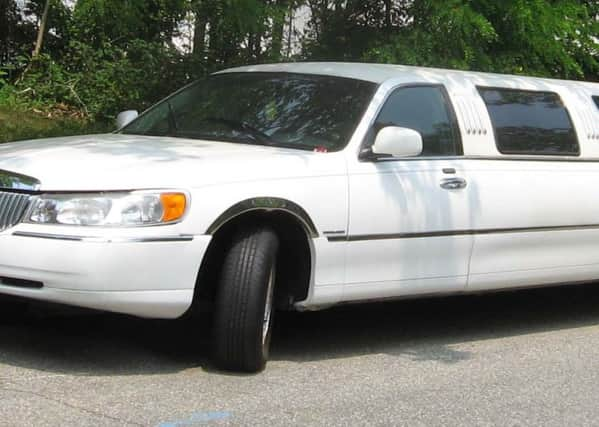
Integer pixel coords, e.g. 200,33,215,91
0,191,32,232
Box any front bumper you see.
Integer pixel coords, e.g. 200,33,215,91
0,226,212,318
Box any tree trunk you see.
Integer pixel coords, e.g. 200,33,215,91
384,0,392,31
286,3,294,58
208,8,226,63
255,28,264,59
193,15,207,57
270,0,288,60
247,31,255,58
32,0,51,58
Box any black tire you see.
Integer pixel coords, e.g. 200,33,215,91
0,297,28,323
212,226,279,372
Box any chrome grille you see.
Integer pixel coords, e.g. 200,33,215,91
0,191,32,232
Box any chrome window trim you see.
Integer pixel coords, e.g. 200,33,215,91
356,154,599,163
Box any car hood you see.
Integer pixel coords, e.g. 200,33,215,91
0,134,345,191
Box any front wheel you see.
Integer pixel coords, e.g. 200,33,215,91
0,297,28,323
212,226,279,372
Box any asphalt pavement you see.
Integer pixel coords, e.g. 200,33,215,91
2,283,599,426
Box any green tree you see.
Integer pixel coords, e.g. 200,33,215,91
362,0,598,79
24,0,73,58
0,0,35,77
71,0,187,47
2,0,599,131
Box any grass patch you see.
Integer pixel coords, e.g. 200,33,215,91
0,107,113,143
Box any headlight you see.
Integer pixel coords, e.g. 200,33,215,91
26,191,188,226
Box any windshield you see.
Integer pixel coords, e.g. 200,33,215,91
121,72,377,152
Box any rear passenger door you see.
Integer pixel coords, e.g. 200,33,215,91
344,85,474,301
467,87,599,291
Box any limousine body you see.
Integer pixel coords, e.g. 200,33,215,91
0,62,598,372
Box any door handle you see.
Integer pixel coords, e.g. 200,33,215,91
440,177,467,190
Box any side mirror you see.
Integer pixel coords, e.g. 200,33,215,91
116,110,139,129
372,126,423,158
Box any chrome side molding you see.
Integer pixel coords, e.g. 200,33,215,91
327,223,599,242
12,231,194,243
0,169,41,192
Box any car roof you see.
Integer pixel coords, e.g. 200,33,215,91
219,62,599,91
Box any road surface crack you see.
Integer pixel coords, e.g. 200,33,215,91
1,386,145,426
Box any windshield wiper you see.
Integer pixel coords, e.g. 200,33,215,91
201,117,277,146
162,116,322,151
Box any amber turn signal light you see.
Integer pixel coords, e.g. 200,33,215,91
160,193,187,222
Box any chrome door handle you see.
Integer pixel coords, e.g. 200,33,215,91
440,177,467,190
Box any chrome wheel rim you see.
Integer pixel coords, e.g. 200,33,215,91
262,265,275,347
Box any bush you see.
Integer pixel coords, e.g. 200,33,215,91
0,106,112,143
14,40,200,121
0,37,200,143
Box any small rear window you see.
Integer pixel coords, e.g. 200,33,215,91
593,96,599,109
478,87,579,156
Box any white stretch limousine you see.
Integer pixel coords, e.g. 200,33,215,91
1,63,598,371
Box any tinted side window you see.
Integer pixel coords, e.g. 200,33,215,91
478,87,579,156
368,86,462,156
593,96,599,109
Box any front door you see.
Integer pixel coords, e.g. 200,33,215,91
343,85,474,302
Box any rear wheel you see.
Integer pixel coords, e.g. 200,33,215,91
212,226,279,372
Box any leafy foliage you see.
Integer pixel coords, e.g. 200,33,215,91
365,0,599,79
0,0,597,142
71,0,187,47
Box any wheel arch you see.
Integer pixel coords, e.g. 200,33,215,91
205,197,319,238
193,197,317,310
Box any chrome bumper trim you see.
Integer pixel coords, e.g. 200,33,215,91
12,231,194,243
